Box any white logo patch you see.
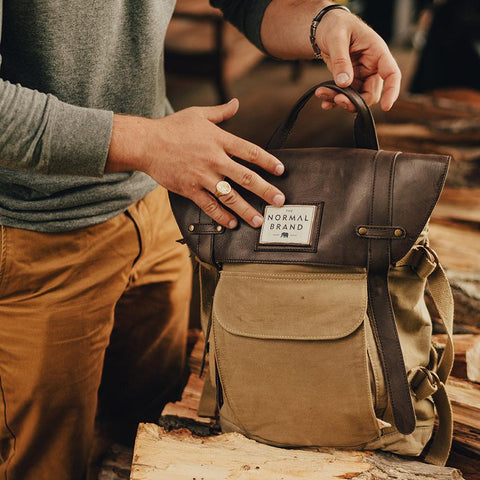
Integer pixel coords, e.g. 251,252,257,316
259,205,317,245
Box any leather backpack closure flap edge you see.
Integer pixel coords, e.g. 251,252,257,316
169,147,450,268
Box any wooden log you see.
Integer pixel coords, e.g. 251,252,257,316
433,334,480,379
444,378,480,460
446,271,480,333
448,448,480,480
428,219,480,274
466,341,480,383
131,423,465,480
446,378,480,431
435,188,480,225
162,330,210,424
377,138,480,164
451,421,480,459
429,89,480,110
376,123,480,146
382,93,480,125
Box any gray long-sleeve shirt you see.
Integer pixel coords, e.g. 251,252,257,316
0,0,271,232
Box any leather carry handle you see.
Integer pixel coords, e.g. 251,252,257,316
266,81,379,151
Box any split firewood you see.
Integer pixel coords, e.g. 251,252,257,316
446,378,480,432
376,123,480,146
434,188,480,225
378,138,480,164
433,334,480,379
428,220,480,274
466,341,480,383
131,423,465,480
429,89,480,110
382,92,480,125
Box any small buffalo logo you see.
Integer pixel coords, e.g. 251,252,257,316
280,232,289,238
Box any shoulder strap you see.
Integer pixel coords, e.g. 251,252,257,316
404,245,454,466
424,257,454,466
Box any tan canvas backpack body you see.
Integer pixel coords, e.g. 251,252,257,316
169,82,455,466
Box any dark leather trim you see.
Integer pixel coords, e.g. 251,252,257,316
169,149,450,267
355,225,406,239
366,150,416,435
197,210,216,266
189,223,225,234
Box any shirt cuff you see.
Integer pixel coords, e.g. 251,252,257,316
46,96,114,177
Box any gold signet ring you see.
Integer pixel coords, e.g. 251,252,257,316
214,180,232,197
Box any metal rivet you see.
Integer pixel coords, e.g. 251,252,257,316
358,227,367,235
394,229,403,237
188,225,195,232
216,225,223,232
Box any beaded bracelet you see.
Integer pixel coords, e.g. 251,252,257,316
310,4,351,60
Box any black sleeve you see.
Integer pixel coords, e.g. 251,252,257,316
210,0,274,52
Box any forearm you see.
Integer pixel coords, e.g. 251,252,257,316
0,79,113,177
105,114,150,174
260,0,335,59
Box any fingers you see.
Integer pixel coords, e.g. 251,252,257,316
193,190,239,229
211,182,266,228
314,13,401,112
196,98,240,124
193,168,282,230
172,101,287,229
225,161,285,208
315,88,355,112
223,132,284,176
377,51,401,111
204,150,284,228
322,29,354,89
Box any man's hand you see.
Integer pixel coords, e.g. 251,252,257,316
314,8,401,112
261,1,401,112
106,99,285,229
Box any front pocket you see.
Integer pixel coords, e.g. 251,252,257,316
212,263,381,448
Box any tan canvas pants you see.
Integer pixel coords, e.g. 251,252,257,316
0,187,192,480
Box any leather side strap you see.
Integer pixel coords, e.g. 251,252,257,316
197,210,218,267
367,150,416,435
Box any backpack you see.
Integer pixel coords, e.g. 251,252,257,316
169,82,455,466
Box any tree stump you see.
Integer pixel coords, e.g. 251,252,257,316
131,423,465,480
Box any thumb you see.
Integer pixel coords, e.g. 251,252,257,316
325,31,354,88
200,98,239,124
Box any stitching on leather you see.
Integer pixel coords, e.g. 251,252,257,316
368,151,414,433
387,151,413,426
392,154,450,262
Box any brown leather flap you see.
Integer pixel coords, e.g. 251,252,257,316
169,147,449,268
167,148,449,267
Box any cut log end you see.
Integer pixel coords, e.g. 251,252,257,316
131,423,465,480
